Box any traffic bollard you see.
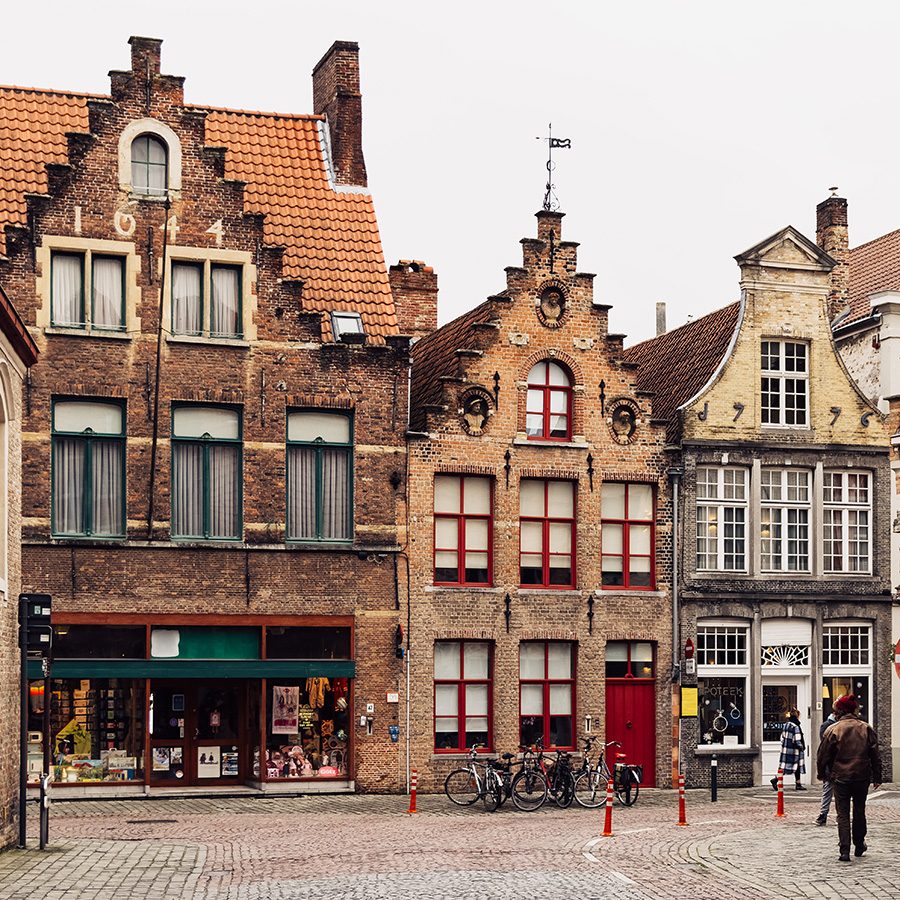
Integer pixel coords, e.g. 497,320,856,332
775,770,785,818
406,768,418,814
677,772,688,826
710,754,718,803
602,778,614,837
39,773,50,850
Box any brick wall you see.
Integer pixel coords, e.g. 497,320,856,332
405,210,675,792
0,38,408,793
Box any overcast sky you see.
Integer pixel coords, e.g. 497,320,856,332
4,1,900,344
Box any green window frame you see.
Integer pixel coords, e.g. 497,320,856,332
91,254,126,331
50,251,85,328
51,398,126,538
171,261,204,337
171,404,243,541
286,410,353,542
211,264,243,339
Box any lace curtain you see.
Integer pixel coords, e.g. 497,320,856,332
211,267,240,337
52,255,82,325
287,446,349,539
92,257,124,330
172,264,202,335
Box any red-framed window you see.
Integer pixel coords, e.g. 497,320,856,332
520,479,575,588
433,475,492,585
525,360,572,441
605,641,655,679
434,641,492,752
519,641,575,749
601,482,655,589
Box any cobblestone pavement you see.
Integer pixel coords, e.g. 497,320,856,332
0,786,898,899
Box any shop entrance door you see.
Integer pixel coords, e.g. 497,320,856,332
605,680,657,787
149,681,246,786
761,676,810,785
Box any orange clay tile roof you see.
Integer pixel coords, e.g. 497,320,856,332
410,300,497,431
0,87,396,338
622,301,741,443
845,228,900,328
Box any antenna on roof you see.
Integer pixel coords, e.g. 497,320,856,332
536,123,571,211
829,185,839,197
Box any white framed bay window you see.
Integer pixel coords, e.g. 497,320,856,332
286,411,352,542
171,405,242,540
696,622,750,747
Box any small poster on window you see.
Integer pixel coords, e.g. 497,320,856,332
221,751,239,777
152,748,170,772
272,686,300,734
197,746,221,778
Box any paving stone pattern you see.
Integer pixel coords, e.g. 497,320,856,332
0,788,898,899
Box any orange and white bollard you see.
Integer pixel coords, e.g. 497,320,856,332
602,778,614,837
676,772,688,826
775,770,785,818
406,768,418,814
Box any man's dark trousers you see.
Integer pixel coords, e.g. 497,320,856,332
833,780,870,854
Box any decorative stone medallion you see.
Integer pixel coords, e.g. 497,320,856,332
607,397,640,444
536,281,567,329
458,387,494,436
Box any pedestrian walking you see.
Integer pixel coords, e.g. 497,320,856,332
816,709,838,826
770,706,807,791
816,694,883,862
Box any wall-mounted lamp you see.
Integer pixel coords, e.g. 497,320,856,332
504,593,511,633
587,593,595,635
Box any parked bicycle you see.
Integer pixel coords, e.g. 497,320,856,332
572,735,641,807
444,746,518,811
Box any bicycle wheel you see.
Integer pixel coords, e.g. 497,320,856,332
482,773,502,812
511,768,548,811
573,770,606,808
444,768,481,806
615,771,640,807
551,769,575,808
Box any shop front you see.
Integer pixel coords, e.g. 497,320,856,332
27,616,355,793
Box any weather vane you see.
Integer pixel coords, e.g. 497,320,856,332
536,123,572,211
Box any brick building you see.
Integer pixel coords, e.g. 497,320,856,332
0,289,38,847
0,36,417,796
625,225,894,787
405,209,675,792
821,194,900,778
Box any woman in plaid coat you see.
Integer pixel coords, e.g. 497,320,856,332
771,706,807,790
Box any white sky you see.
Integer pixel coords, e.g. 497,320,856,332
4,1,900,344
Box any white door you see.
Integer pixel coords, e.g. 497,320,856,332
761,675,810,785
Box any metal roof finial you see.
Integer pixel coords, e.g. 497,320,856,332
536,123,571,211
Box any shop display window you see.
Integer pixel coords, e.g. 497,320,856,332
823,676,869,721
53,624,145,658
47,678,145,783
265,678,350,778
698,676,747,745
265,626,350,659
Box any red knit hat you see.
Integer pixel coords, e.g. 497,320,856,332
833,694,858,715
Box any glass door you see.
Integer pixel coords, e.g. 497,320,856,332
194,682,244,784
761,677,810,784
149,681,189,784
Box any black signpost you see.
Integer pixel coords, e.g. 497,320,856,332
18,593,52,850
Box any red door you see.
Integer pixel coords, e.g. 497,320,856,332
605,680,657,787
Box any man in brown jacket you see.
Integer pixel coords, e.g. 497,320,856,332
816,694,882,862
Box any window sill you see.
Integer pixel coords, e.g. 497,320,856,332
512,437,589,449
167,334,249,349
432,752,497,761
128,192,169,203
46,327,130,340
426,585,504,594
518,587,582,596
694,745,757,756
598,587,665,597
50,534,127,542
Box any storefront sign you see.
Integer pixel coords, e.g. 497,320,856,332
272,685,300,734
680,687,699,718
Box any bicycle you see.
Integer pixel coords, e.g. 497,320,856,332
444,747,518,811
510,742,549,811
573,736,641,807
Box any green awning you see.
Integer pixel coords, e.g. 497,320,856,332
27,658,356,680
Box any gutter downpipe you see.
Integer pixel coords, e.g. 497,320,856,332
405,349,413,795
670,466,683,787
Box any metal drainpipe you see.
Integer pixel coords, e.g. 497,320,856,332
670,466,683,785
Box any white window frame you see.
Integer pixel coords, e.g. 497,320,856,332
822,623,872,670
822,470,872,575
696,620,751,749
760,468,811,573
761,340,809,428
695,467,748,573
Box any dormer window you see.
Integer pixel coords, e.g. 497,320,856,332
332,311,365,343
526,360,572,440
131,134,168,197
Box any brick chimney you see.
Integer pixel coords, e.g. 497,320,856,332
816,194,850,320
390,261,438,341
313,41,367,188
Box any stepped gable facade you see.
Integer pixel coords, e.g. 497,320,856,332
625,225,893,787
0,36,419,796
406,209,675,792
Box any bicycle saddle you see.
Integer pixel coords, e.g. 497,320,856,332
501,752,514,760
616,752,627,760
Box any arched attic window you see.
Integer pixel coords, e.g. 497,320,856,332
526,360,572,441
131,134,168,196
